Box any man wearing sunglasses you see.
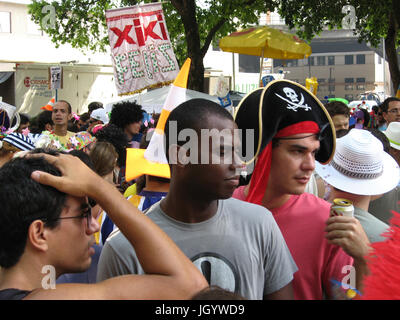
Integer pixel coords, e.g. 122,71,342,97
0,150,207,299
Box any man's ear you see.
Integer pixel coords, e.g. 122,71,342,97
168,144,188,168
67,113,73,121
27,220,49,252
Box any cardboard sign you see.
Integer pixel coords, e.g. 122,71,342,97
49,66,63,90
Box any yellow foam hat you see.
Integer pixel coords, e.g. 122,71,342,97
125,58,191,181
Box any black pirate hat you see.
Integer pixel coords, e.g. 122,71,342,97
234,79,336,165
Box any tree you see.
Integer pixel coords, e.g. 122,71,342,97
278,0,400,95
28,0,275,92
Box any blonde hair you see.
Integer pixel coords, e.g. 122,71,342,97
89,141,118,177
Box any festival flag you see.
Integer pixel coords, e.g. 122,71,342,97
125,58,191,181
105,3,179,96
41,97,55,111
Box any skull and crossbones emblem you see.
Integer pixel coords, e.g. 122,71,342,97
275,87,311,112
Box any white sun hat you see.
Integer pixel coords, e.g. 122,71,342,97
315,128,400,195
384,121,400,151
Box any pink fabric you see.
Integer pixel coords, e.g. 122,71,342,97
232,190,353,299
233,185,246,200
271,194,353,299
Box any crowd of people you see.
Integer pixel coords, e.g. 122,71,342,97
0,80,400,300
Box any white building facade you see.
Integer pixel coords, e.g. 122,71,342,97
0,0,118,116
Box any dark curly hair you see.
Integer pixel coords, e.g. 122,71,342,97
109,101,143,130
94,124,129,167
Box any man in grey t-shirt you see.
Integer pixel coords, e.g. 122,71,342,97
97,99,297,299
98,198,297,299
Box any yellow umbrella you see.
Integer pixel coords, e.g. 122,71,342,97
220,26,311,87
219,25,312,59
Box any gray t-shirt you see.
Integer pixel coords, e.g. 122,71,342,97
354,206,389,243
368,187,400,224
97,198,298,299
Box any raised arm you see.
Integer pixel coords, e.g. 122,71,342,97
27,153,207,299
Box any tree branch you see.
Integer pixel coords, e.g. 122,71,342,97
199,0,264,58
200,17,227,57
385,12,400,92
170,0,184,15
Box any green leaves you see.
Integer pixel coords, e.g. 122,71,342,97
29,0,111,52
28,0,275,62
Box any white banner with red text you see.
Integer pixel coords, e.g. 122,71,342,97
105,3,179,96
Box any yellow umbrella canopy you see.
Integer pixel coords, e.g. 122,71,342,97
219,26,311,59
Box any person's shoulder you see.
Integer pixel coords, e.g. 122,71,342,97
145,202,163,217
232,185,246,200
296,193,331,209
224,197,270,211
288,193,331,221
104,227,130,250
222,198,274,222
355,207,389,227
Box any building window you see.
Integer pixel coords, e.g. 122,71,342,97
356,54,365,64
328,78,335,83
287,59,298,67
317,56,326,66
0,12,11,33
356,77,366,83
328,85,335,92
345,55,354,65
345,94,354,101
307,57,315,66
318,78,326,84
328,56,335,65
357,84,366,90
345,84,354,90
345,78,354,83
